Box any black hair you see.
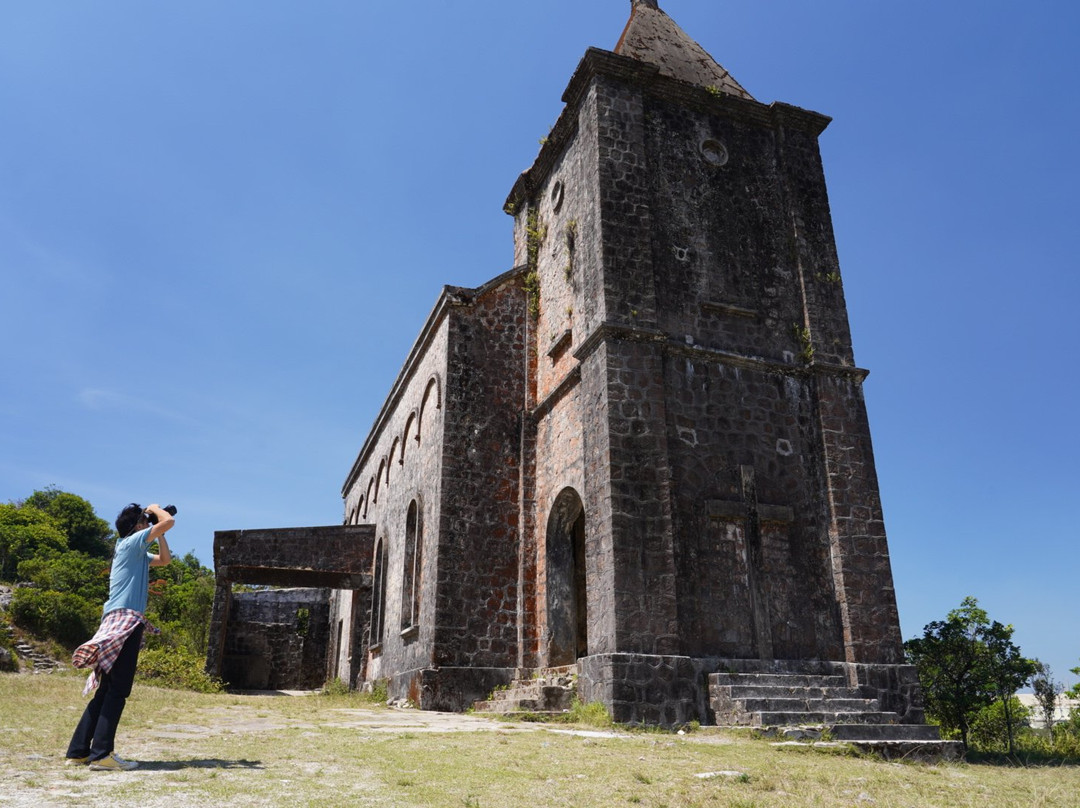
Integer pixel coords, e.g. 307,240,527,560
116,503,145,539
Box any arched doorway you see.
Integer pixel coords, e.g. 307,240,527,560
546,488,588,666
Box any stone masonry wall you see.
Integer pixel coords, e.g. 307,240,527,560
339,318,449,687
222,588,331,691
433,275,528,673
519,78,606,668
661,354,844,661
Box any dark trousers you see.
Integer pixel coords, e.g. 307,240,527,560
67,624,143,761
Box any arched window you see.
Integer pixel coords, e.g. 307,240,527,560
370,538,388,650
418,375,442,442
401,500,423,631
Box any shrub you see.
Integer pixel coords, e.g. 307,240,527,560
969,697,1029,753
135,647,223,693
321,677,351,697
565,697,614,729
16,553,110,604
0,616,18,672
9,587,100,646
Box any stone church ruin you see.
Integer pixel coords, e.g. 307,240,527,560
208,1,943,745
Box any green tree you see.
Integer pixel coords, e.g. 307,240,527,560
144,553,216,656
0,503,67,580
904,596,1037,752
16,552,110,604
23,488,114,558
1067,661,1080,700
982,621,1037,754
1032,661,1061,738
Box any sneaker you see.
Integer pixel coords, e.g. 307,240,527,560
65,756,90,766
89,753,138,771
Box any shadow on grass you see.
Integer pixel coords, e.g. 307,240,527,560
136,758,264,771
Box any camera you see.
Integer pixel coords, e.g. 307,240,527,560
145,504,178,524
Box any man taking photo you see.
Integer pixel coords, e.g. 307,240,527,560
65,502,174,771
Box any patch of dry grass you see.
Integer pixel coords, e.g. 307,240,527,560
2,672,1078,807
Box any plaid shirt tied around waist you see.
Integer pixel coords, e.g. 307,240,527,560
72,608,159,696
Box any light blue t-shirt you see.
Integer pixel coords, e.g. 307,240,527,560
102,526,154,615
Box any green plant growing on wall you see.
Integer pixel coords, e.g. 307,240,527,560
563,219,578,282
705,85,723,98
523,271,540,318
793,324,814,363
524,207,547,318
296,607,310,637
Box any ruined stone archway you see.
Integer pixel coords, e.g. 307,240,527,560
546,488,587,666
206,525,375,690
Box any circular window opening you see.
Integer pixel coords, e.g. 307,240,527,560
551,180,565,213
700,139,729,167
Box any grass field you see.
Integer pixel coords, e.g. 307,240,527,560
1,672,1078,807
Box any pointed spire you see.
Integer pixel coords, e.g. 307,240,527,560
616,1,753,100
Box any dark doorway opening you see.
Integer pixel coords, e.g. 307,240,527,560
546,488,588,666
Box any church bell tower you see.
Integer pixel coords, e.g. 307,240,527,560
507,0,918,725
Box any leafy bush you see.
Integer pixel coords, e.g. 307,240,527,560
16,552,110,604
144,554,216,656
136,646,223,693
0,616,18,672
969,697,1029,753
319,676,390,705
321,677,352,697
0,503,68,581
9,586,100,646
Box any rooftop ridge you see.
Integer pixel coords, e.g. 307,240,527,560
615,1,753,100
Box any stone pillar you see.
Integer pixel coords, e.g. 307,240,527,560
205,578,233,678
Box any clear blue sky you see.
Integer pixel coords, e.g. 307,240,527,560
2,1,1077,689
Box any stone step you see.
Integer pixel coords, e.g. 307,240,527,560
484,689,576,711
729,697,879,714
752,710,900,727
710,673,848,689
472,666,578,716
829,723,944,742
522,664,577,677
488,684,571,702
713,659,848,677
476,695,572,713
711,684,863,700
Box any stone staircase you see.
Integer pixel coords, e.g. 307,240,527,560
4,621,65,673
16,641,64,672
472,665,578,718
709,664,958,759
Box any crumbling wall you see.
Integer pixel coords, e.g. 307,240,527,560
221,588,331,690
